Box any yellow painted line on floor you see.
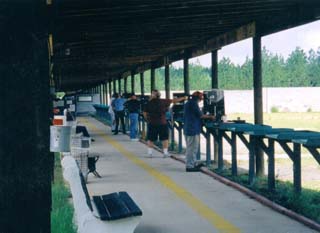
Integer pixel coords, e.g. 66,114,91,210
84,119,241,233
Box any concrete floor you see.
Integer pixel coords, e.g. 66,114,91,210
79,117,317,233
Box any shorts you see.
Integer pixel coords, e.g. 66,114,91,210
147,124,169,141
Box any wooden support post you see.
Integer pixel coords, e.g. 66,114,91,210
211,50,219,163
102,83,105,104
293,143,302,194
218,130,224,170
206,130,211,166
249,136,256,185
108,80,112,99
101,84,104,104
140,72,145,95
165,64,170,99
113,78,117,93
100,84,103,104
131,72,135,93
268,139,275,191
0,2,51,231
124,76,127,93
118,78,121,94
183,58,190,95
231,132,238,176
211,50,218,89
253,35,264,176
103,84,106,104
170,123,175,151
150,67,155,92
105,81,108,104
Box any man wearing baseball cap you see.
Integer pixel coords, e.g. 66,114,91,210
184,91,215,172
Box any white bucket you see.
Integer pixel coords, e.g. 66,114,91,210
50,126,71,152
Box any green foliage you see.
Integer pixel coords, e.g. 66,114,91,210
214,169,320,223
51,155,76,233
132,46,320,91
270,106,279,113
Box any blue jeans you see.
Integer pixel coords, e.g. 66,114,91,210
129,113,139,139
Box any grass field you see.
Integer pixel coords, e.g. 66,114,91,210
215,113,320,223
228,112,320,191
228,112,320,131
228,112,320,188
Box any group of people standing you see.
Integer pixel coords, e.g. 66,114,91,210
109,93,140,141
108,89,215,172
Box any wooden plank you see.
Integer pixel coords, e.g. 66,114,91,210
237,133,250,149
278,141,294,161
305,147,320,165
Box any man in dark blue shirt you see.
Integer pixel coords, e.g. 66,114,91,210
124,93,140,141
184,91,215,172
111,93,126,135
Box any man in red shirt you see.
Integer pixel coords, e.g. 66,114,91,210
143,89,186,157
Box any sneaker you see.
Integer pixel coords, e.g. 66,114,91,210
186,167,201,172
131,138,139,142
148,153,153,158
163,153,170,158
195,163,204,168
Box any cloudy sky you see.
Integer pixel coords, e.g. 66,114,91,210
173,20,320,67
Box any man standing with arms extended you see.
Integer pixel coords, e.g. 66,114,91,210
143,89,186,158
184,91,215,172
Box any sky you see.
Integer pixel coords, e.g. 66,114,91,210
173,20,320,67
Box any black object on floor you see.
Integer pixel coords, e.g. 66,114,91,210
88,156,101,178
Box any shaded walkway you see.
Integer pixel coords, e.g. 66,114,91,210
79,117,316,233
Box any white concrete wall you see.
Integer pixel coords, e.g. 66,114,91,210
160,87,320,113
76,94,101,115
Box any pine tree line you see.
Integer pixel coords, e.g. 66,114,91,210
127,47,320,93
